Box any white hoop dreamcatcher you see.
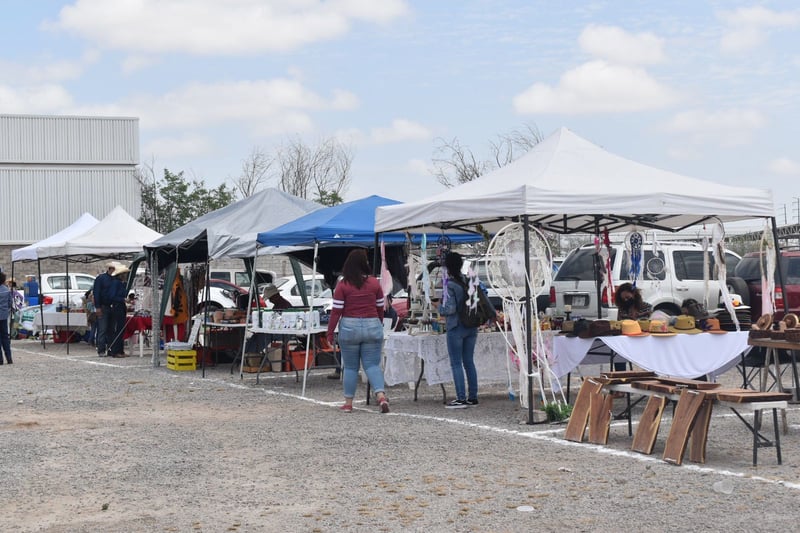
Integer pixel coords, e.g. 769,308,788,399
485,222,562,410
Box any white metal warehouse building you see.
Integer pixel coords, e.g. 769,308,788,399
0,114,141,273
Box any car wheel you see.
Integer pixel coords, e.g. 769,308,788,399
726,277,750,306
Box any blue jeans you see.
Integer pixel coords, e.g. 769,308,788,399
96,305,112,354
338,317,385,399
446,324,478,401
0,318,11,363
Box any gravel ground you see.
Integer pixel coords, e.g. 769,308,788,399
2,338,800,532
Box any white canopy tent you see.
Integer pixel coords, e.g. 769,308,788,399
30,206,162,354
375,127,776,424
12,212,100,262
375,127,775,236
37,206,162,259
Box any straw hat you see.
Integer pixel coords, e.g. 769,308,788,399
621,319,650,337
648,319,676,337
668,315,702,334
112,263,130,276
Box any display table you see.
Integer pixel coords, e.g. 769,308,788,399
244,326,328,383
383,332,512,395
551,332,750,379
746,338,800,397
123,315,153,357
34,311,87,328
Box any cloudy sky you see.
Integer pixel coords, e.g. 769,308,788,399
2,0,799,223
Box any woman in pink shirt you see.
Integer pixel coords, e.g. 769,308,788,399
327,249,390,413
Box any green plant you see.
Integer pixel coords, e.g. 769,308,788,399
543,401,573,422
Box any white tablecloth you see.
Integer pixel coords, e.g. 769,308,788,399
33,311,87,328
383,332,513,387
550,331,750,379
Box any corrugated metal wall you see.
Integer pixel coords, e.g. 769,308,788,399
0,114,139,164
0,115,141,244
0,167,140,242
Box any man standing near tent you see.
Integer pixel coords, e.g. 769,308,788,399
93,262,116,357
107,264,131,358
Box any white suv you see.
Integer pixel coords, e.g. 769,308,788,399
548,241,742,319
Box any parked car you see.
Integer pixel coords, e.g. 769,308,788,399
208,268,276,289
197,279,266,313
267,274,333,311
39,272,96,306
547,241,743,319
733,249,800,322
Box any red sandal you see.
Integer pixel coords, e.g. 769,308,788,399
339,404,353,413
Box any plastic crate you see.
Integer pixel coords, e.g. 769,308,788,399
167,349,197,371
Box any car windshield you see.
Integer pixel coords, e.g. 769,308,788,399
555,248,617,281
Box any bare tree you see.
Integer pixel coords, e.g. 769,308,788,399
276,136,353,206
232,146,273,198
431,123,543,188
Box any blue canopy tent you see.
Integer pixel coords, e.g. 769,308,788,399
256,194,483,394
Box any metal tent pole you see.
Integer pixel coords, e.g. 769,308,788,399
524,216,536,424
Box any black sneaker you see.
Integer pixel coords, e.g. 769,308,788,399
466,398,479,406
445,399,468,409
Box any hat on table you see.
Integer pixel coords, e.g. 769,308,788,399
648,319,676,337
579,319,613,339
566,319,590,338
703,317,727,334
621,319,650,337
668,315,702,334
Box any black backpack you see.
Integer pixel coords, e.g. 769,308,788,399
456,280,496,328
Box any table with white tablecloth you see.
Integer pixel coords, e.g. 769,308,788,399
550,331,751,379
383,332,514,390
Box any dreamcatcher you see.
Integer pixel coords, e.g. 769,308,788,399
711,222,740,330
646,233,667,297
624,229,644,288
760,221,777,316
436,235,452,305
419,234,431,307
596,228,614,307
485,222,562,410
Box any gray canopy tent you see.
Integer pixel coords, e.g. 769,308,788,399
143,188,322,368
375,127,777,423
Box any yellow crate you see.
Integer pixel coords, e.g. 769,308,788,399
167,349,197,371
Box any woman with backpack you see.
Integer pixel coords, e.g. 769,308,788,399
439,252,486,409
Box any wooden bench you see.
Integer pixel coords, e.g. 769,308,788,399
565,377,790,466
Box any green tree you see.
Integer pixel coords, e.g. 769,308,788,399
137,164,235,233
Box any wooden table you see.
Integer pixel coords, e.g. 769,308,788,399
746,338,800,398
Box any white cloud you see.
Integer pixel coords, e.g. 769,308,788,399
513,60,677,114
142,135,213,158
0,50,98,84
0,84,74,113
769,157,800,176
48,0,409,55
370,119,432,144
718,6,800,53
665,108,766,146
121,55,159,75
407,158,430,176
67,78,359,132
579,24,665,65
